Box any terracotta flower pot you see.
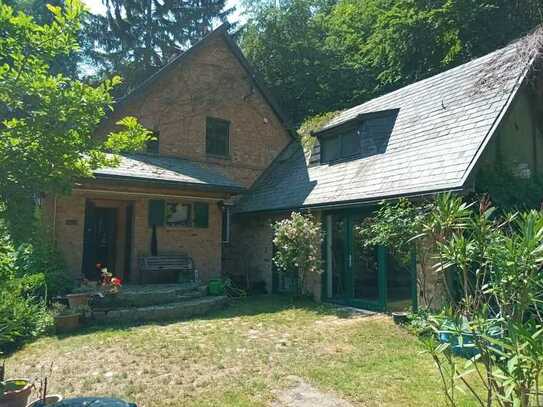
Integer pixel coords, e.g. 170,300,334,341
54,314,80,333
0,379,32,407
66,293,90,309
25,394,63,407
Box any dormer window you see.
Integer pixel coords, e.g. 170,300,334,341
320,125,361,163
319,110,398,164
206,117,230,157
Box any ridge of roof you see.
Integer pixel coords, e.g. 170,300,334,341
114,23,294,136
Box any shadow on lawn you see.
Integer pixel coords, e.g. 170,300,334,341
56,295,362,339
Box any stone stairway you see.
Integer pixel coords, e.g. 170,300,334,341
90,284,228,324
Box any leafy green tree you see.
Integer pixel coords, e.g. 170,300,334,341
241,0,543,124
86,0,232,94
0,0,151,238
241,0,345,124
4,0,84,77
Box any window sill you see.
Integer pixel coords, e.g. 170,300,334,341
206,153,231,161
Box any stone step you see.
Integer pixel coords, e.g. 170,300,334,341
91,284,206,309
92,296,229,323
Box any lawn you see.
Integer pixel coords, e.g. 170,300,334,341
6,296,477,406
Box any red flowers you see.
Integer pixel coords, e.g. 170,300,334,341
100,267,122,293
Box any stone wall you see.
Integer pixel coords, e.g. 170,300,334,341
98,34,291,189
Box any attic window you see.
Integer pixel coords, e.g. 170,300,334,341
320,126,361,163
319,111,397,164
206,117,230,157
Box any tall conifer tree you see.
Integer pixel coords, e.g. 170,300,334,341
86,0,231,94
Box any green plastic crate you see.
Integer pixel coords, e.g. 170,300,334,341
208,279,225,296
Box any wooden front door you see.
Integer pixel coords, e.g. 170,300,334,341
82,202,117,281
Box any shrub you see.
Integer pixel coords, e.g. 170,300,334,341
0,221,56,353
365,194,543,406
272,212,323,297
0,284,52,354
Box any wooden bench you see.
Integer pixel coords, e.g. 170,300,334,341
138,255,197,284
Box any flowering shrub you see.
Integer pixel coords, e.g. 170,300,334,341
272,212,323,297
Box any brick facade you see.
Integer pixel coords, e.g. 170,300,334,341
48,29,291,284
51,186,226,283
98,34,291,189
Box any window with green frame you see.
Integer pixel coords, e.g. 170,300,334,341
319,111,397,164
320,127,361,163
206,117,230,157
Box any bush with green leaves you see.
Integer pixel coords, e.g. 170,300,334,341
365,193,543,406
0,221,58,353
272,212,323,297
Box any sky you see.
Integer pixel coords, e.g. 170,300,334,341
82,0,246,25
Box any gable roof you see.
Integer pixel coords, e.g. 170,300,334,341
236,39,534,214
94,154,244,193
115,24,293,134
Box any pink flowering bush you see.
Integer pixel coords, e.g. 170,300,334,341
272,212,323,297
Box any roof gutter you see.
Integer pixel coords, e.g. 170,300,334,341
92,173,246,194
234,185,466,216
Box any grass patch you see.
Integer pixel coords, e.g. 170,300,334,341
6,296,478,406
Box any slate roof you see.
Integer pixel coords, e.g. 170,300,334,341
236,39,533,213
94,154,244,192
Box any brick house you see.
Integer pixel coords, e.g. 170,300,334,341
46,25,292,285
47,25,542,312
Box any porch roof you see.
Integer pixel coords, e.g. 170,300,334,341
94,154,245,192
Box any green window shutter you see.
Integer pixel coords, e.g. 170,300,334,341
194,202,209,228
148,200,165,226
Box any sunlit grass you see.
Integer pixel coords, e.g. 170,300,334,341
7,296,479,406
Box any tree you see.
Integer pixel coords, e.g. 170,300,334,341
4,0,84,77
85,0,232,95
0,0,150,238
240,0,344,124
241,0,543,125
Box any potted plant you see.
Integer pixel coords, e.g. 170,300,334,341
1,364,32,407
98,268,122,295
51,303,80,333
66,279,97,309
0,379,32,407
25,395,63,407
25,374,63,407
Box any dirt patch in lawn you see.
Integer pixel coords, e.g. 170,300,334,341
272,376,355,407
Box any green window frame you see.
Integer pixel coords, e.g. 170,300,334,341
320,127,360,164
165,202,192,227
206,117,230,157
